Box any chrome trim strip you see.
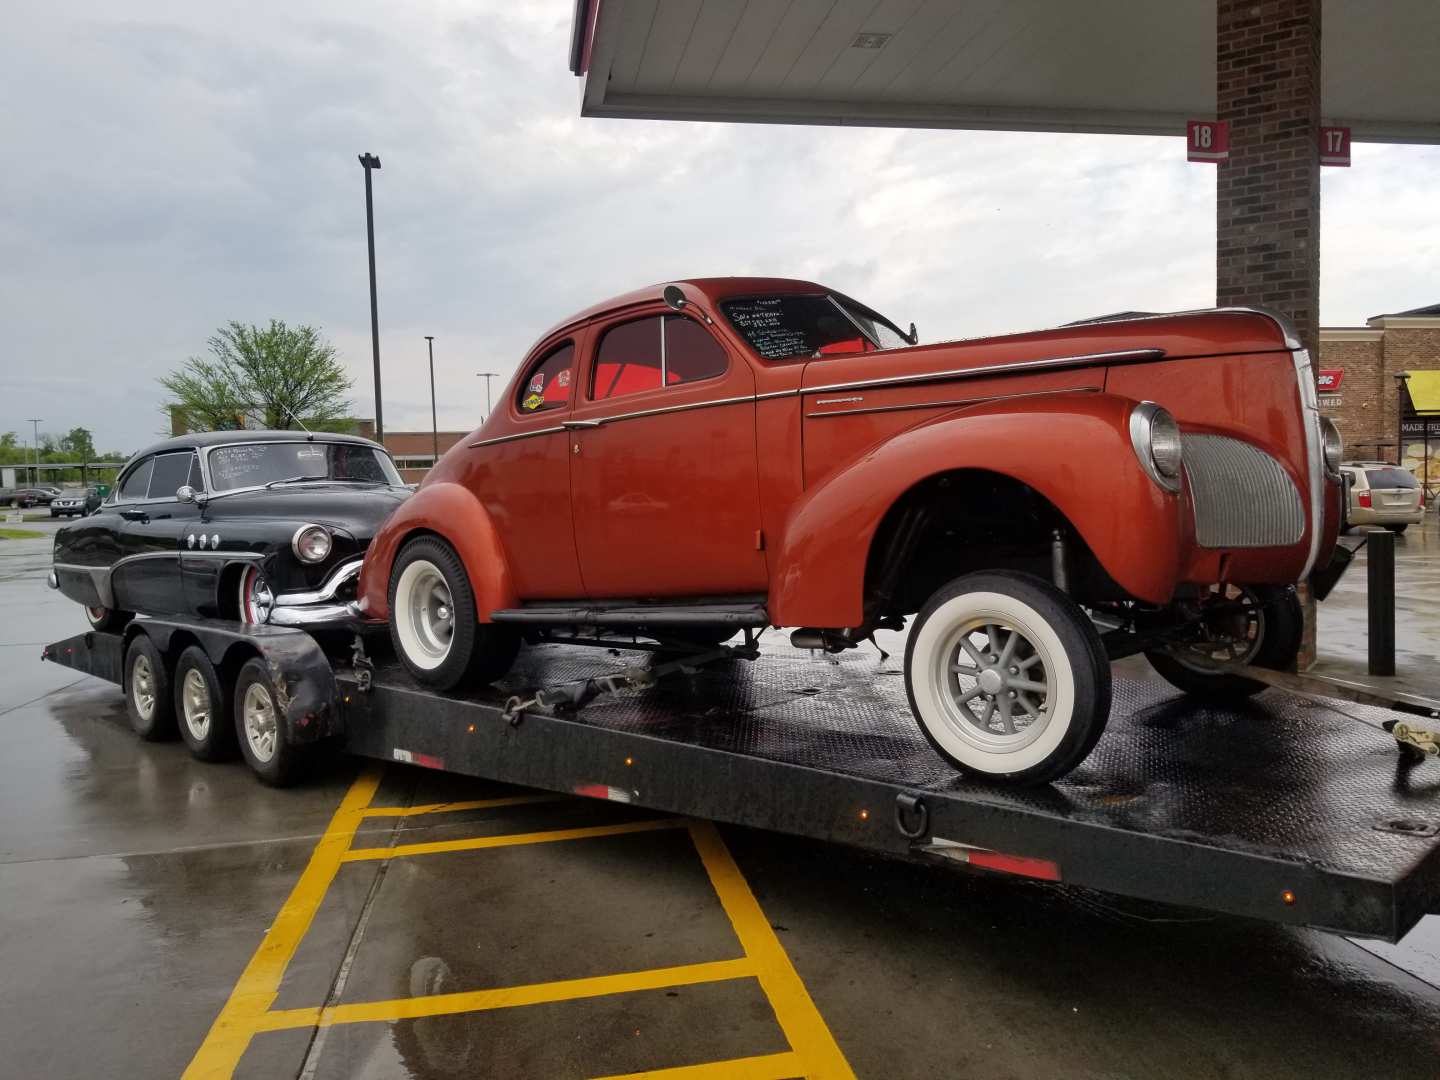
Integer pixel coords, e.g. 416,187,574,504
755,389,800,401
469,425,566,448
806,385,1099,419
813,396,864,406
1292,348,1326,578
804,348,1164,395
273,558,363,607
590,393,756,425
269,601,355,627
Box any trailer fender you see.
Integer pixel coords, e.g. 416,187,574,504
356,482,517,625
772,393,1183,628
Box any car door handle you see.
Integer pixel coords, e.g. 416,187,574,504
120,509,149,523
561,420,603,429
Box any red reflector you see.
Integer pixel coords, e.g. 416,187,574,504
391,748,445,770
573,783,633,803
965,850,1063,881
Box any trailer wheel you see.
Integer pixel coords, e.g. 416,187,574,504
86,605,132,633
124,635,176,741
234,657,308,787
389,537,519,691
1145,585,1302,701
174,646,236,762
905,570,1111,785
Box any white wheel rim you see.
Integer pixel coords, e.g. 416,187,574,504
182,667,211,740
239,567,274,625
394,559,455,670
910,590,1076,774
243,682,278,763
132,653,156,720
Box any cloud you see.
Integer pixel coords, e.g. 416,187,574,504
2,0,1438,455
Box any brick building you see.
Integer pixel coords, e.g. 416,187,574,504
1318,303,1440,489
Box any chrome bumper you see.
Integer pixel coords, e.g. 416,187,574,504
268,559,362,628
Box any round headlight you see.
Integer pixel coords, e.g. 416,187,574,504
1320,417,1343,475
292,524,333,563
1129,402,1184,492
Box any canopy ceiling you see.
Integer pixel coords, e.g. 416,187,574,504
571,0,1440,143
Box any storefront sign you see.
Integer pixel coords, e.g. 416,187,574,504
1186,120,1229,163
1319,126,1351,167
1317,369,1344,391
1319,395,1342,408
1401,418,1440,438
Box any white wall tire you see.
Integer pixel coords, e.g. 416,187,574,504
393,558,455,672
905,571,1111,785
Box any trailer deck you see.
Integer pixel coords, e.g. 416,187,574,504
45,625,1440,942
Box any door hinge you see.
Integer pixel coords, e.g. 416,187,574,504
755,529,765,551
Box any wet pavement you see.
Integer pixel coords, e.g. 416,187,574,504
4,517,1440,1078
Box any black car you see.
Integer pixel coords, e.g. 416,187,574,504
49,431,410,633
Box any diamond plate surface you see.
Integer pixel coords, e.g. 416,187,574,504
373,634,1440,882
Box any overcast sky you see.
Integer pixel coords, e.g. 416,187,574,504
3,0,1438,456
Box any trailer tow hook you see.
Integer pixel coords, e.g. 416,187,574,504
1384,720,1440,760
895,793,930,839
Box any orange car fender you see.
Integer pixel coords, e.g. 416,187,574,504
356,482,516,624
770,393,1183,628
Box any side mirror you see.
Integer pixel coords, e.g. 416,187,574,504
907,322,919,345
176,485,208,506
662,284,713,324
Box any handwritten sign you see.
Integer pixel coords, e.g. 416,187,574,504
725,297,811,360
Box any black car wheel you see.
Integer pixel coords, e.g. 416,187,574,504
1145,585,1303,701
234,657,308,786
124,635,176,741
86,605,133,633
174,646,236,762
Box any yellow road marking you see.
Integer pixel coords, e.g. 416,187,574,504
256,957,754,1032
343,817,685,861
361,793,565,817
589,1050,804,1080
182,767,383,1080
689,821,855,1080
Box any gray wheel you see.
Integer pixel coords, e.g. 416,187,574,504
233,656,308,786
124,635,175,741
174,645,235,761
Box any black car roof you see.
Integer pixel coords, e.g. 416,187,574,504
126,429,384,463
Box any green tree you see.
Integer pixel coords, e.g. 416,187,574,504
160,320,354,432
59,427,97,462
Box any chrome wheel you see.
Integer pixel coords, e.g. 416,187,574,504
935,619,1055,753
131,653,156,721
395,559,455,669
239,567,275,625
242,682,278,763
181,667,211,741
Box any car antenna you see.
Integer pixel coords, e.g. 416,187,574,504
279,405,313,437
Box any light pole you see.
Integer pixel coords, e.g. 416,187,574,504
26,419,42,486
358,152,384,439
1395,371,1412,466
476,372,497,421
425,336,438,465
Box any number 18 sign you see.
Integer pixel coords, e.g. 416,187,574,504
1186,119,1230,163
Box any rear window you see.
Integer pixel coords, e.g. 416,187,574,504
1365,467,1419,490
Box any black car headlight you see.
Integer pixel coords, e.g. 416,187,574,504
292,524,333,563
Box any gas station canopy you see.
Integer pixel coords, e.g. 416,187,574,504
570,0,1440,144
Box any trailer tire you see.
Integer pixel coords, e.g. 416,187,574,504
174,646,236,762
389,537,519,691
1145,585,1302,701
234,657,308,787
905,570,1111,785
124,634,176,741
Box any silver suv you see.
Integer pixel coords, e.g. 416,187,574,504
1340,462,1425,533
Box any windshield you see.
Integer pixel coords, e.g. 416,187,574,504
206,441,402,492
721,294,910,360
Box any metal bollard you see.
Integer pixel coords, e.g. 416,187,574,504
1367,529,1396,677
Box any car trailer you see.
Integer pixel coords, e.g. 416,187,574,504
42,616,1440,944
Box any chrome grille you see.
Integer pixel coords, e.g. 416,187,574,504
1183,434,1305,548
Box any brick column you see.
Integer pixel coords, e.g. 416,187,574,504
1216,0,1322,666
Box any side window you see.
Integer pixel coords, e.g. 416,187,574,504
592,316,728,402
517,342,575,414
118,458,154,501
187,455,204,491
147,452,195,500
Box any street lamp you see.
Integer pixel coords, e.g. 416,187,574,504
425,336,438,465
25,419,42,486
1395,371,1412,466
358,152,384,440
476,372,497,422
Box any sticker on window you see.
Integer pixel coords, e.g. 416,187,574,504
556,369,571,388
522,392,545,412
296,447,325,459
529,372,546,393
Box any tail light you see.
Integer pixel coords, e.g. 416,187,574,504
1358,491,1372,509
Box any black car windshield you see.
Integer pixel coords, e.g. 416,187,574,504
721,294,911,361
206,441,402,492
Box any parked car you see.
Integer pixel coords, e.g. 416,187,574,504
49,487,101,517
355,277,1345,785
1339,462,1424,533
49,431,410,636
10,486,59,508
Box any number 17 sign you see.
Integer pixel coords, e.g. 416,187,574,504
1187,120,1230,163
